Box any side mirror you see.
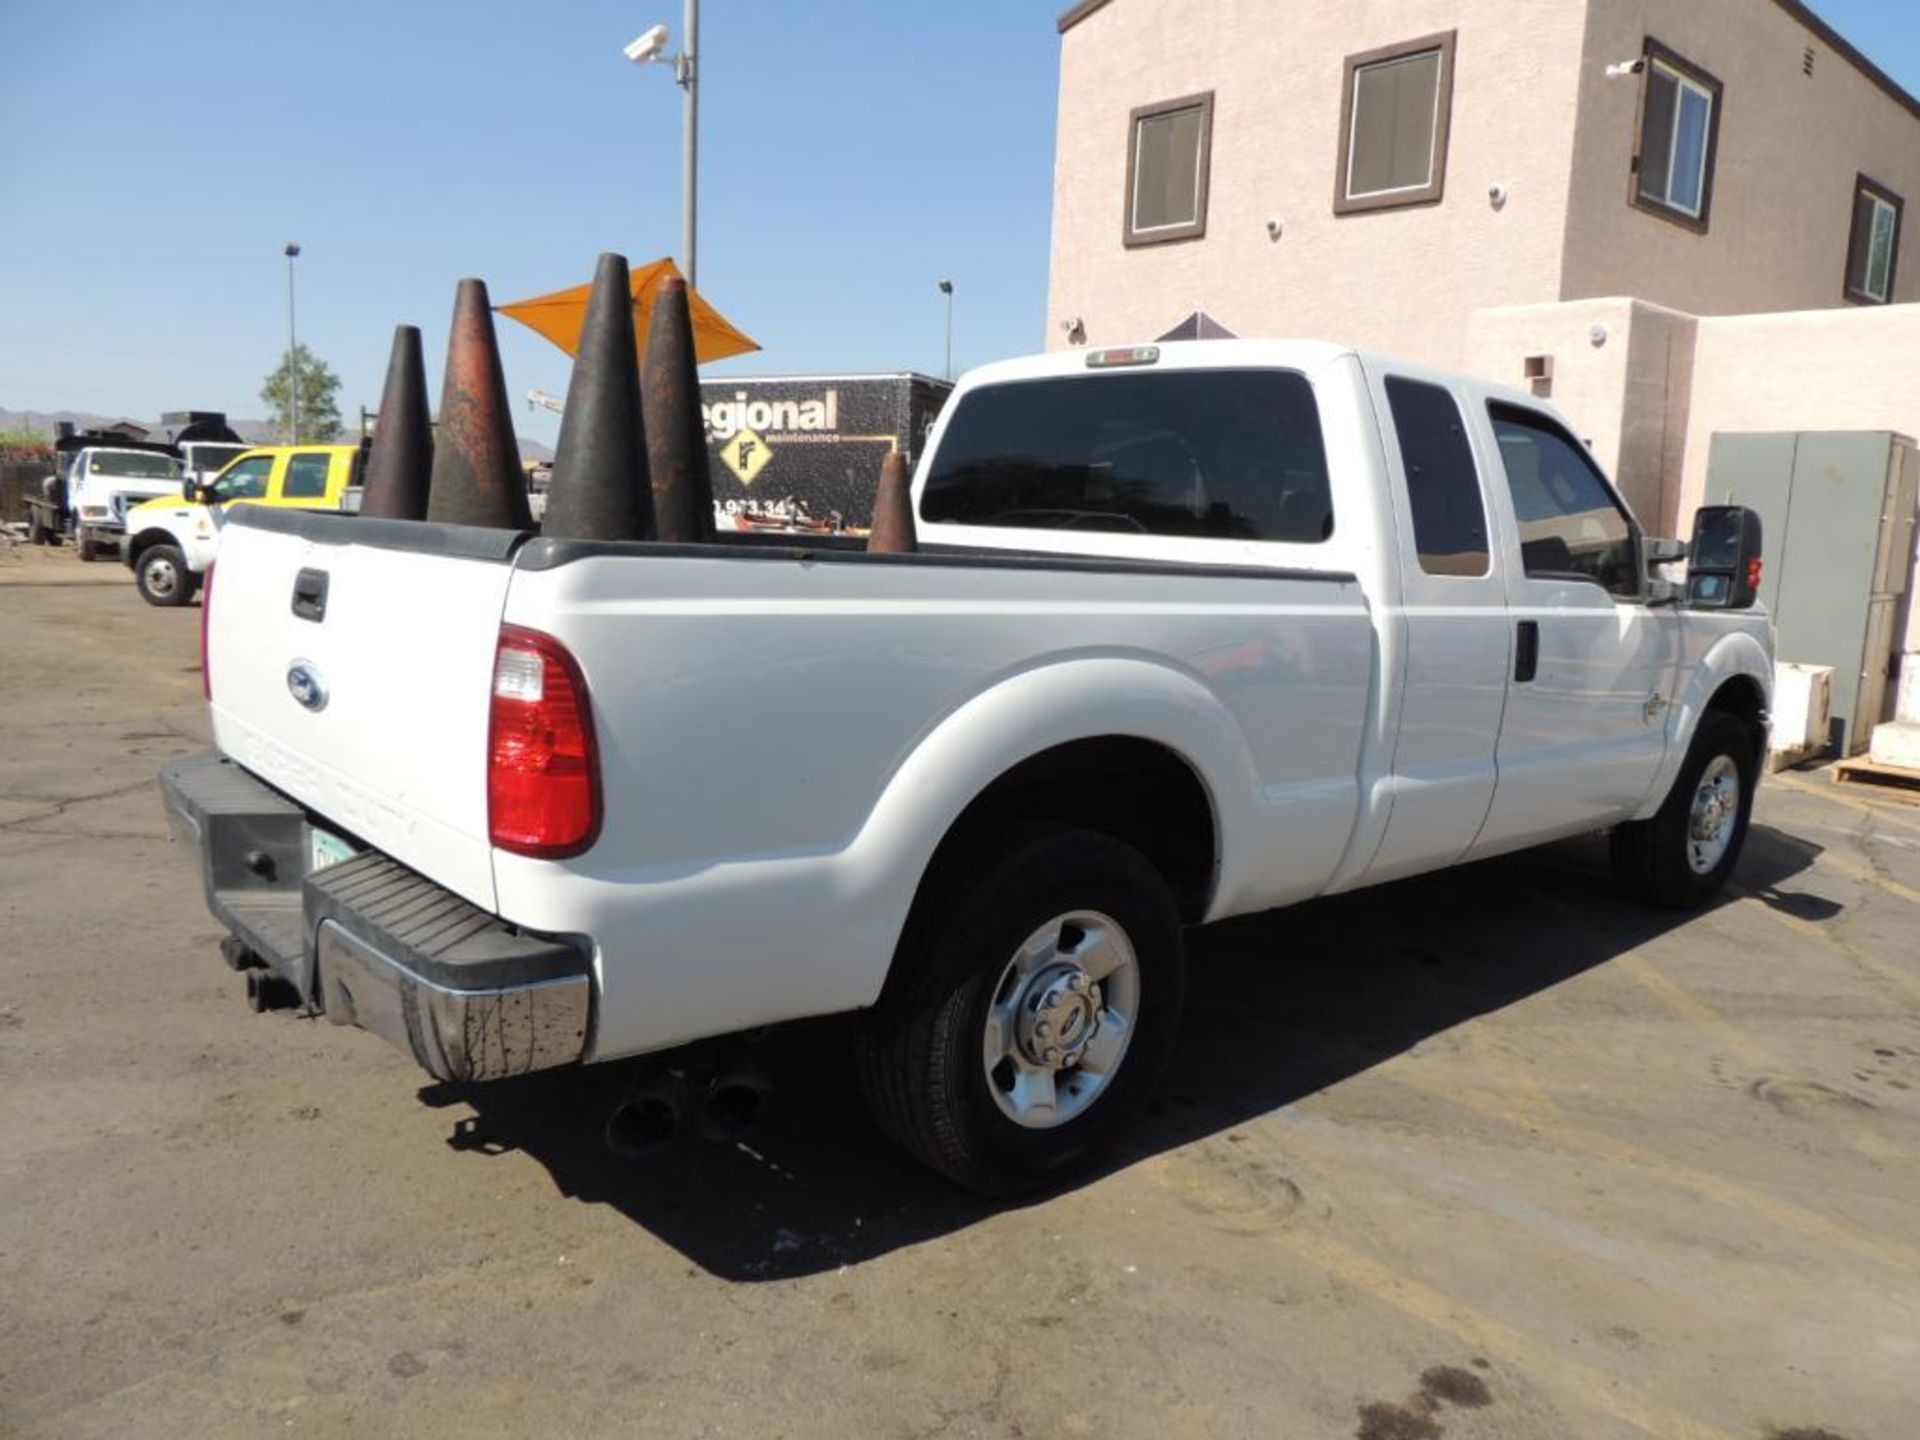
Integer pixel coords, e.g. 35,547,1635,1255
1686,505,1763,609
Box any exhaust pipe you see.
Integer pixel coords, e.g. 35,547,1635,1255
699,1067,770,1144
244,969,301,1013
604,1069,687,1158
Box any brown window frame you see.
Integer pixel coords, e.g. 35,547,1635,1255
1333,30,1457,216
1628,37,1724,235
1843,172,1904,304
1123,91,1214,248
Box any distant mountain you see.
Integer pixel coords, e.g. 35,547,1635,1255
1,407,553,463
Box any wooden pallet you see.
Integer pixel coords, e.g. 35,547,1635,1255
1832,755,1920,803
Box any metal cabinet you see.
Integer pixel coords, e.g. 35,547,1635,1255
1705,430,1918,756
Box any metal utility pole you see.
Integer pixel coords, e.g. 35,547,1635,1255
624,5,698,289
938,278,954,381
284,242,302,443
679,0,699,292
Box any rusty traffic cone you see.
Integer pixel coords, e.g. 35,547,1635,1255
643,277,715,544
866,449,917,553
425,278,533,530
542,253,655,542
358,325,433,520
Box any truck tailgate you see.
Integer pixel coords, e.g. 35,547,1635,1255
205,512,520,911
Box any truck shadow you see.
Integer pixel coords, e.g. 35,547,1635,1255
418,822,1828,1282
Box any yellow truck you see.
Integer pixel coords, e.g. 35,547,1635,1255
124,444,366,606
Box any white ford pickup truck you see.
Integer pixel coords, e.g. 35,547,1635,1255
161,340,1772,1194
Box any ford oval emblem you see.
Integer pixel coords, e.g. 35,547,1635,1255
286,661,329,713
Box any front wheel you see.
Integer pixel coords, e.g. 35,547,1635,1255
1611,711,1758,909
135,544,195,607
74,525,102,562
856,824,1185,1196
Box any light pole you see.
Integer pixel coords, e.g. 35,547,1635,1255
938,278,954,381
625,1,700,291
284,242,301,443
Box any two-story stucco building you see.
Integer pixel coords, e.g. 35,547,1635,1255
1046,0,1920,531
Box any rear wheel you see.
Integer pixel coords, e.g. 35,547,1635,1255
135,544,194,607
26,509,48,545
856,824,1185,1196
1611,711,1758,909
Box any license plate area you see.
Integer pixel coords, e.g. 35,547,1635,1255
308,825,357,874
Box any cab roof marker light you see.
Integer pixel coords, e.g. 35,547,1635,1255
1085,345,1161,369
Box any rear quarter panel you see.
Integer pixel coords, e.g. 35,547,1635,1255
495,549,1373,1060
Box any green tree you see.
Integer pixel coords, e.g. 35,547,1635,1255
261,343,343,443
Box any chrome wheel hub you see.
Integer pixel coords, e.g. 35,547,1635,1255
146,557,178,596
1686,754,1741,874
983,910,1139,1130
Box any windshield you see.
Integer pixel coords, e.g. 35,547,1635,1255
88,451,182,481
186,444,248,473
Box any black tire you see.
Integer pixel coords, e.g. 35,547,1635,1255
135,544,195,607
856,823,1185,1197
26,510,47,545
74,526,101,562
1611,711,1759,909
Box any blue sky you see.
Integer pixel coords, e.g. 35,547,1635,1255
1,1,1914,446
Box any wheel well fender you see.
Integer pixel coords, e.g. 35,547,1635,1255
126,526,181,566
846,656,1259,1002
1631,629,1773,821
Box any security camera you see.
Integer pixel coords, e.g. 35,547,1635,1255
625,23,671,64
1487,182,1509,208
1605,57,1646,79
1265,216,1284,241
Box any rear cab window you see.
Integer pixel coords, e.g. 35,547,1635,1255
919,369,1334,545
1384,376,1488,576
1487,403,1640,599
280,452,334,500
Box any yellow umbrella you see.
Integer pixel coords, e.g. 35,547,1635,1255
496,257,760,365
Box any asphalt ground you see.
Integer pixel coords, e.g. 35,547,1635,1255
3,539,1917,1440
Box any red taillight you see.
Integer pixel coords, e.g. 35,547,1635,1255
200,563,214,701
488,624,600,858
1746,556,1764,591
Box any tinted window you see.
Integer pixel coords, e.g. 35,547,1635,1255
1488,404,1638,598
921,370,1333,544
209,456,273,501
1385,377,1487,576
282,452,332,499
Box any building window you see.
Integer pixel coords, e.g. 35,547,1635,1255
1335,31,1456,215
1124,92,1213,246
1631,39,1723,232
1845,174,1903,304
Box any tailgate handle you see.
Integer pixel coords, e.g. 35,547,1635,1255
291,567,330,623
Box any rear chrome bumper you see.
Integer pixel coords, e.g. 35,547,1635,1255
159,751,591,1082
